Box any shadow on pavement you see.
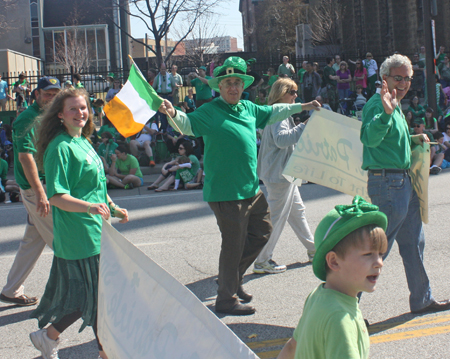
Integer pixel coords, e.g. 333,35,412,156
368,312,416,335
0,307,34,327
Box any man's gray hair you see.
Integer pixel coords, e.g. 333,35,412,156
380,54,412,78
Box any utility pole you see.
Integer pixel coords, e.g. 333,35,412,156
423,0,436,111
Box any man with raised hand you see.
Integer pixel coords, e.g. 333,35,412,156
360,54,450,315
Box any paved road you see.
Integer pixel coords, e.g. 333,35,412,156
1,171,450,358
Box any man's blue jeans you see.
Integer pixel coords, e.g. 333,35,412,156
367,171,434,312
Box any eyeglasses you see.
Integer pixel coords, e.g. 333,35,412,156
288,90,298,95
388,75,413,82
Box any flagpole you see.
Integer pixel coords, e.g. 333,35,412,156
127,54,184,135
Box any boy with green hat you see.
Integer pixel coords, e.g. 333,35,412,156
277,196,388,359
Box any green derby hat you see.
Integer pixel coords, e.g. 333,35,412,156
313,196,388,281
208,56,254,92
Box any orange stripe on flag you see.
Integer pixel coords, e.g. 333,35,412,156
104,97,145,138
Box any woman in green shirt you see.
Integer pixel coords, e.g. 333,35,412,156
407,96,425,120
107,145,144,189
31,88,128,359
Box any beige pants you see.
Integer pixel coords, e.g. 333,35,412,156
1,188,53,297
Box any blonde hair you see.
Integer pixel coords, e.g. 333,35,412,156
268,78,297,105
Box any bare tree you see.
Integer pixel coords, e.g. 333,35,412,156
174,14,225,65
54,30,92,72
309,0,345,55
93,0,224,68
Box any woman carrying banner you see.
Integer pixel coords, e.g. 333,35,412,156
253,78,316,274
30,88,129,359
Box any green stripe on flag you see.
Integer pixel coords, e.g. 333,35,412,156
128,64,163,111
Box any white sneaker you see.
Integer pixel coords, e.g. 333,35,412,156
253,259,287,274
30,328,60,359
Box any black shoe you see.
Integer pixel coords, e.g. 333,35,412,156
237,286,253,303
0,293,38,306
215,303,256,316
364,319,370,328
411,300,450,314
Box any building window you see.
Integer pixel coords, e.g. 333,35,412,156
30,0,40,57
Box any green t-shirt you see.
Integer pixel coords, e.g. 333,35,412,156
116,154,143,178
323,65,337,87
176,154,200,183
360,93,411,170
75,82,84,88
45,133,107,260
12,102,43,190
293,284,369,359
97,140,118,166
191,77,212,100
297,68,306,83
0,158,8,183
267,75,279,93
188,98,273,202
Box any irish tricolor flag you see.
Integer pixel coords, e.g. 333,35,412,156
104,63,163,137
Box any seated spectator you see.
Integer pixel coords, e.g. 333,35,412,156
98,116,121,141
354,85,367,110
411,118,441,174
0,149,20,202
435,132,450,170
106,79,122,102
147,140,197,191
97,131,118,173
171,155,203,191
408,96,425,120
315,95,332,111
424,107,438,130
183,88,196,113
405,110,414,127
129,121,158,166
255,89,268,106
107,145,144,189
0,124,13,167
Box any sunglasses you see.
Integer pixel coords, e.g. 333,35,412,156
388,75,413,82
289,90,298,95
413,124,422,128
446,128,450,130
178,146,185,150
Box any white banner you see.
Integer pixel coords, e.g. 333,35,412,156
283,110,369,199
282,110,429,222
98,221,258,359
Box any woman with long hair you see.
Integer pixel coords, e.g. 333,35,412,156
31,88,128,359
336,61,352,100
254,78,320,274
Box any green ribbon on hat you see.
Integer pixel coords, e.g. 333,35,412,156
334,196,379,217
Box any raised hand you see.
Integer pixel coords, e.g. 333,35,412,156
380,80,397,115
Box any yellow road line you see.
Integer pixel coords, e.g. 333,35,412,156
369,314,450,333
370,324,450,344
247,338,289,350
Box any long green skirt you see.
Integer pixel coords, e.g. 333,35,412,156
30,254,99,333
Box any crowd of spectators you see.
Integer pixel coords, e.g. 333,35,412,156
3,45,450,202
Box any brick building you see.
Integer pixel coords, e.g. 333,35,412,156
240,0,450,59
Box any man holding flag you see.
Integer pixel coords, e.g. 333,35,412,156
159,56,320,315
